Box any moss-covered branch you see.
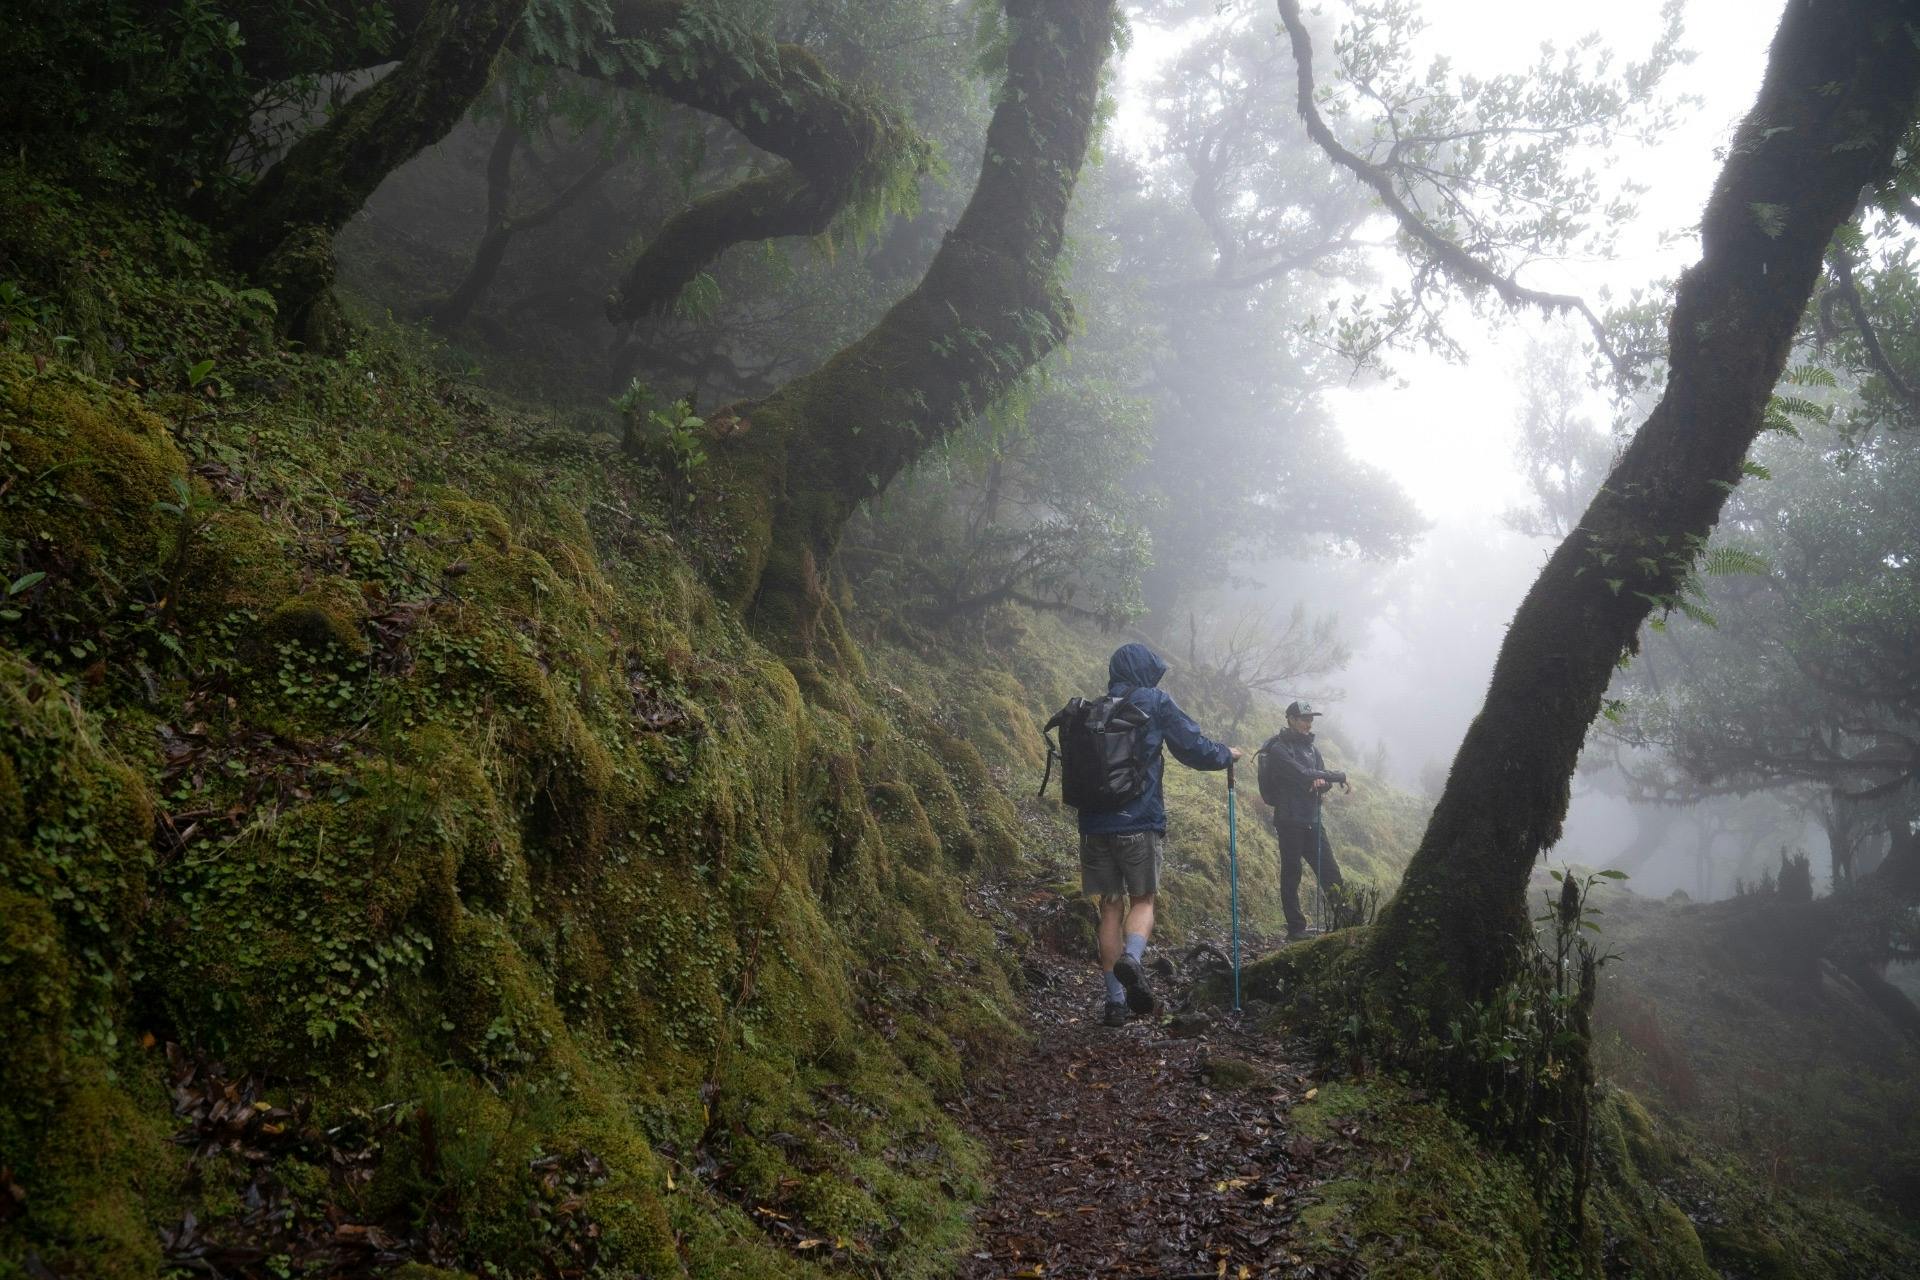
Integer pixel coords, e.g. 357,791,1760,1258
232,0,927,322
702,0,1118,644
611,164,843,320
231,0,530,327
590,1,929,321
1365,0,1920,1017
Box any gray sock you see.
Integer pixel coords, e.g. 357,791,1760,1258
1124,933,1148,963
1104,970,1127,1002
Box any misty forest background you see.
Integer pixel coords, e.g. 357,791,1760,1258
2,0,1919,1277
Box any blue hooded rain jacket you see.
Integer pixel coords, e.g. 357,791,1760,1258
1079,643,1235,836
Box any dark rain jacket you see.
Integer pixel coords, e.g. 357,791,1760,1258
1263,728,1346,828
1079,643,1234,836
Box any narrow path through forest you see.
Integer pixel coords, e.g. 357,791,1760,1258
950,889,1365,1280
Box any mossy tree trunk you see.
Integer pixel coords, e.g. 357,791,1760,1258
1366,0,1920,1018
706,0,1118,644
231,0,530,329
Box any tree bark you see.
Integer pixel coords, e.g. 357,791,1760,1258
1366,0,1920,1018
430,118,523,329
701,0,1118,645
610,166,846,321
231,0,530,325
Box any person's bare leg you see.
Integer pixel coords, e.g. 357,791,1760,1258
1099,894,1126,974
1124,892,1155,946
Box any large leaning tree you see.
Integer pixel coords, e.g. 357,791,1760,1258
1353,0,1920,1018
698,0,1119,642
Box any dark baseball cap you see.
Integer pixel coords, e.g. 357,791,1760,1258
1285,701,1321,719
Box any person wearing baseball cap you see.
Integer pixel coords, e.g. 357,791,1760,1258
1261,700,1350,940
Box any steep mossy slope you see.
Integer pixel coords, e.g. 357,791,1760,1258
1283,1074,1919,1280
0,170,1044,1278
1236,919,1920,1277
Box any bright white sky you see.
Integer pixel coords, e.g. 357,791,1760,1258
1106,1,1789,845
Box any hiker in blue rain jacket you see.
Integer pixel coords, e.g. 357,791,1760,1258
1082,642,1241,1026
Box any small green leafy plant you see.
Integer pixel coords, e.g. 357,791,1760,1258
613,379,709,499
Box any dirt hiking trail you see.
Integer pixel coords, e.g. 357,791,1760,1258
950,891,1366,1280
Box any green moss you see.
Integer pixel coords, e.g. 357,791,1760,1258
0,357,185,588
3,1069,178,1280
1291,1077,1544,1279
257,574,372,660
0,885,74,1128
0,655,181,1280
178,507,299,617
1198,1054,1269,1090
0,656,153,1061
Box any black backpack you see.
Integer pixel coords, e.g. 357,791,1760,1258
1039,692,1152,812
1255,734,1288,807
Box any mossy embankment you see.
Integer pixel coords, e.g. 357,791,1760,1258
1591,883,1920,1224
1281,1072,1919,1280
0,169,1050,1278
1233,900,1920,1278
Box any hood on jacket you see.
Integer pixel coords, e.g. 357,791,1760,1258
1108,642,1167,691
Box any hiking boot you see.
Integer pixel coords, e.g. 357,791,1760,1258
1112,954,1158,1016
1100,1000,1130,1027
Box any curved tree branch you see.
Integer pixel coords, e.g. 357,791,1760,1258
1829,243,1920,409
611,165,840,320
231,0,927,323
232,0,531,327
589,3,929,322
1274,0,1628,377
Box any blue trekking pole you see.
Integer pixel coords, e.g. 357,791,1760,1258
1228,760,1240,1012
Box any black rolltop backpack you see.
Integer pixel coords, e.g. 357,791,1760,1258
1038,691,1151,812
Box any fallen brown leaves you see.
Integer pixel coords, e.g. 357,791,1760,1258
159,1043,429,1276
153,1044,609,1278
953,887,1364,1280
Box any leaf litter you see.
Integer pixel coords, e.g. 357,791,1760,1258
952,880,1365,1280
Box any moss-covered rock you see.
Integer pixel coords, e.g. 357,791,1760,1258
0,357,185,585
257,574,372,661
0,657,176,1280
1198,1054,1269,1090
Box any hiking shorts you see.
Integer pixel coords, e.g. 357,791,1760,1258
1080,830,1164,899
